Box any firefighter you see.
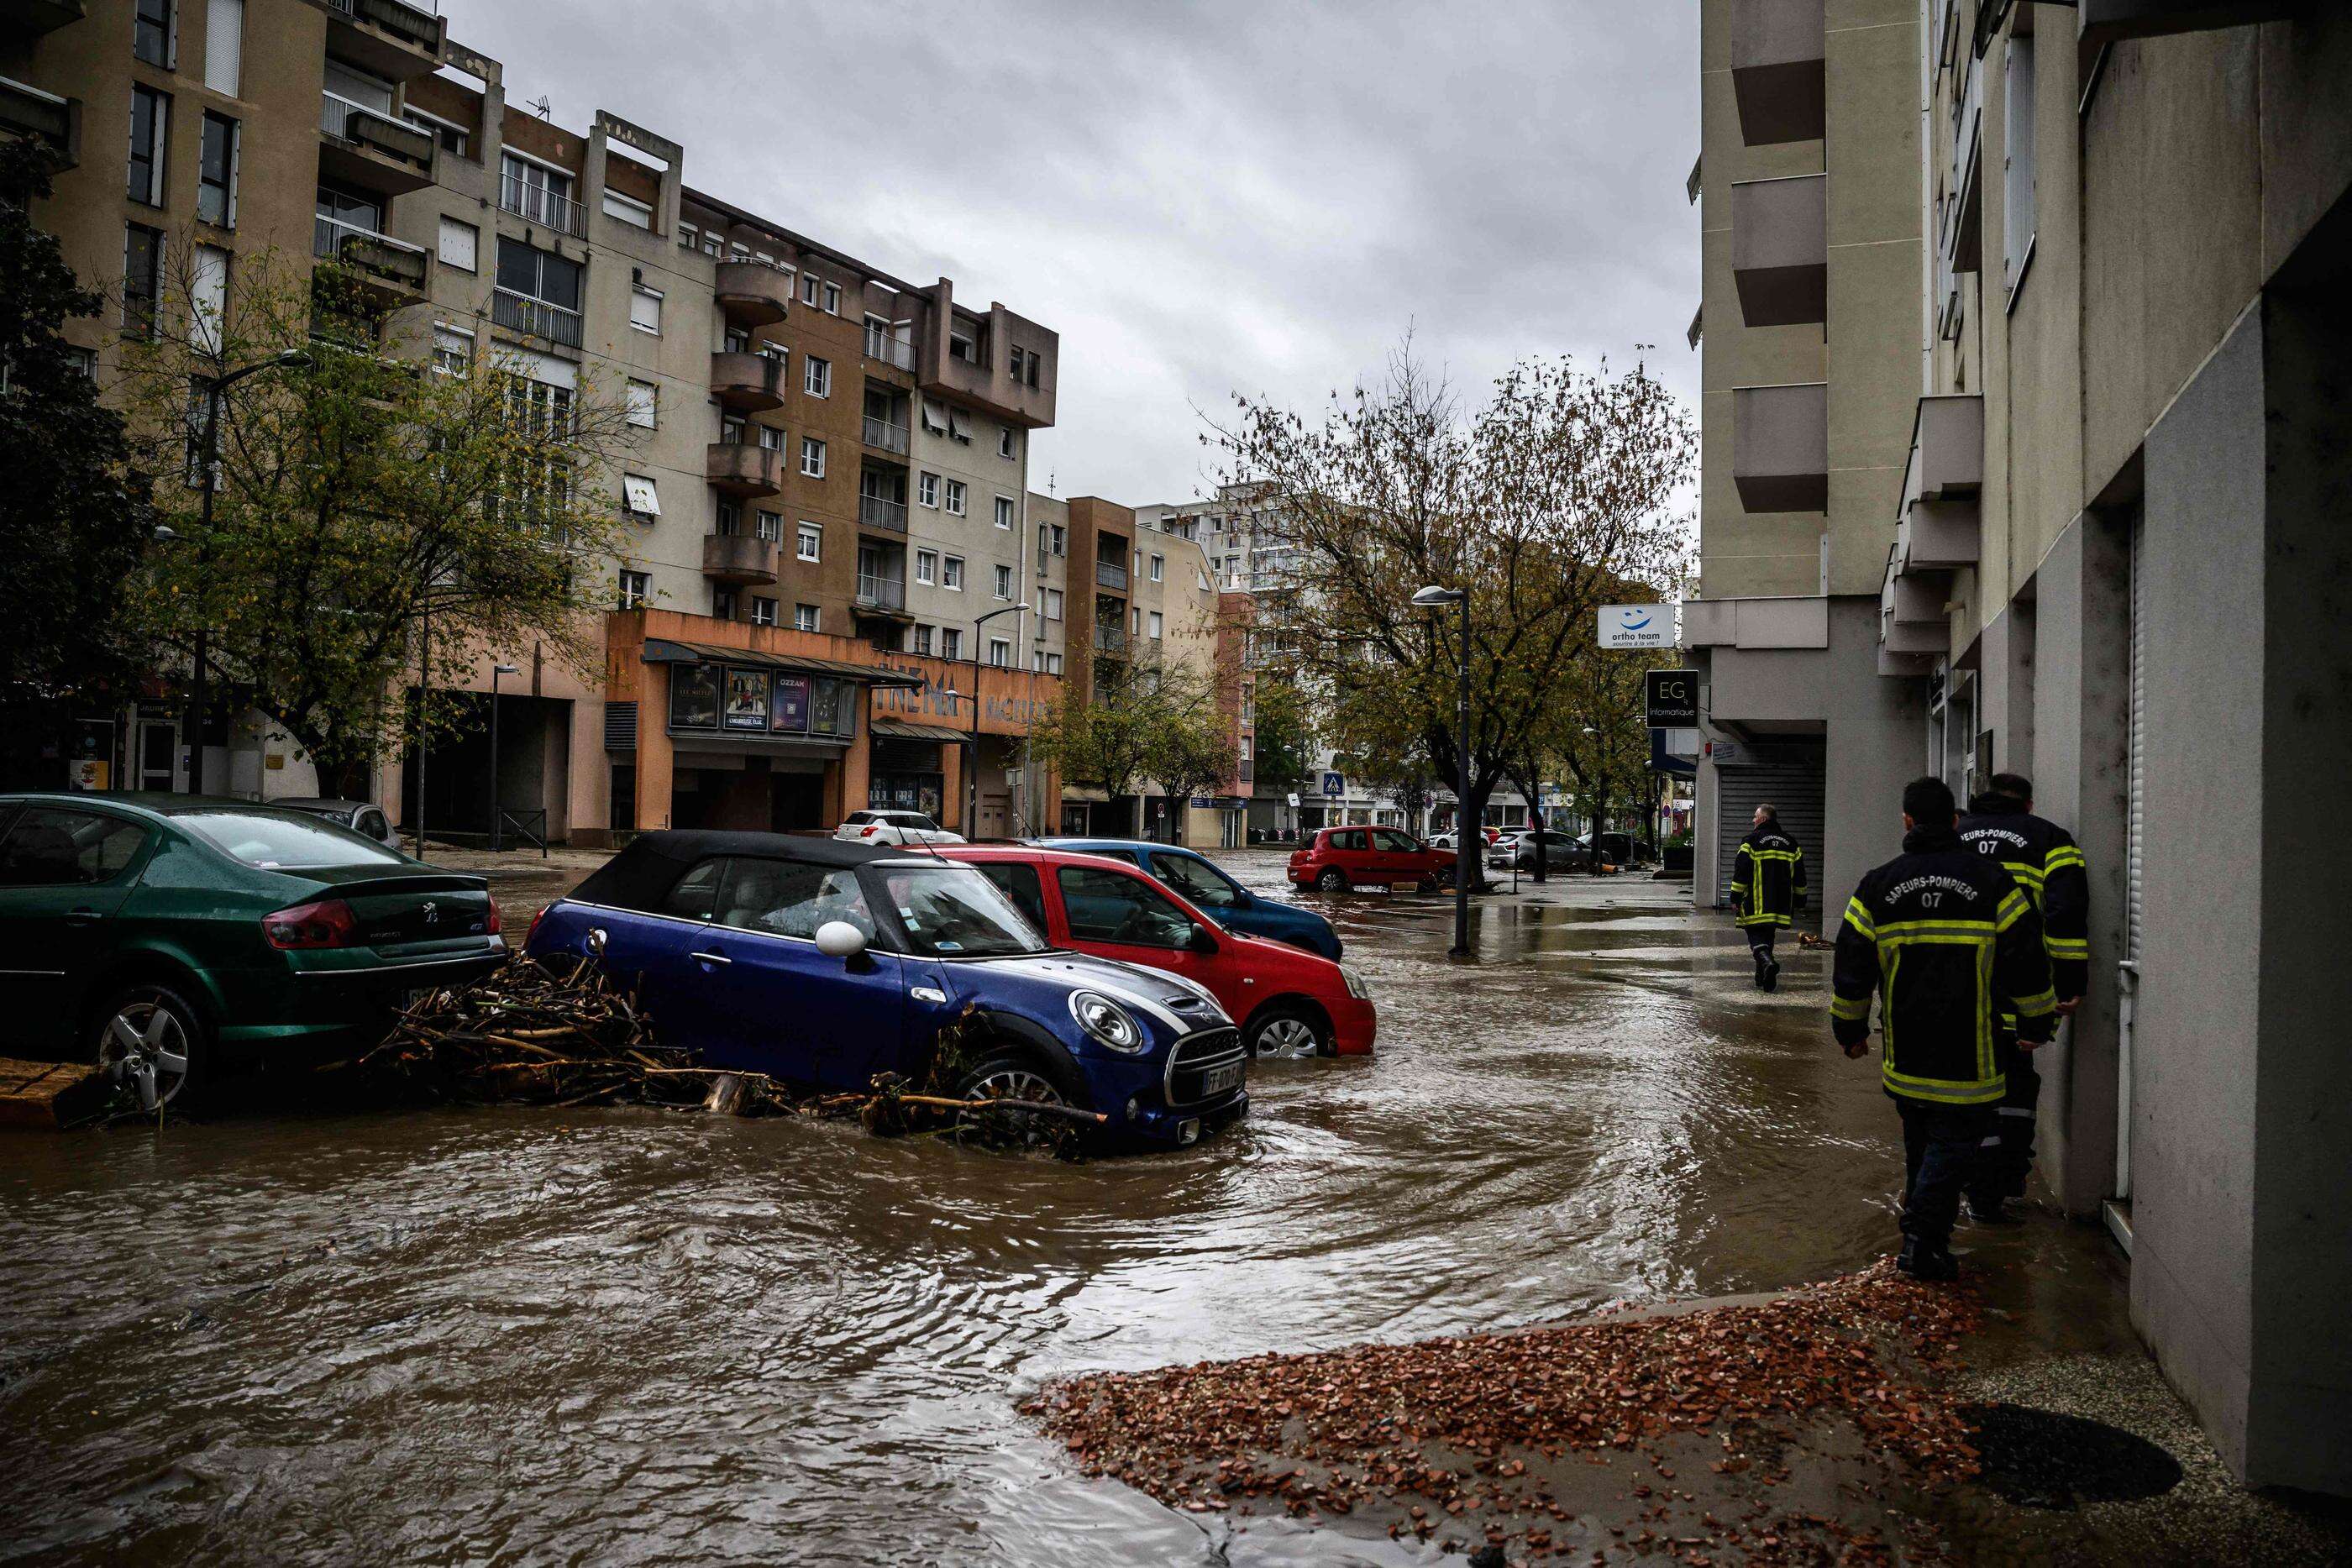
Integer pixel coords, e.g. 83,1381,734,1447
1730,804,1806,991
1956,772,2090,1223
1831,777,2059,1282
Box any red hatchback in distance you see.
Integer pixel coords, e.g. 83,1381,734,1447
1288,826,1457,893
941,846,1376,1058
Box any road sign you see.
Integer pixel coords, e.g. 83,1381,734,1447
1286,792,1300,807
1599,604,1672,649
1645,669,1699,727
1320,771,1345,798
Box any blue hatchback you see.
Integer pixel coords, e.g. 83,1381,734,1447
525,831,1248,1148
1034,839,1342,961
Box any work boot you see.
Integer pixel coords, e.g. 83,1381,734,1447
1967,1195,2025,1226
1897,1238,1960,1282
1751,948,1772,990
1761,957,1782,994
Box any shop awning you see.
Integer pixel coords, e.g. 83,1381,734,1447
872,720,972,744
642,637,925,689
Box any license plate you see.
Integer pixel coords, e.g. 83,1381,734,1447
396,986,434,1012
1199,1063,1241,1098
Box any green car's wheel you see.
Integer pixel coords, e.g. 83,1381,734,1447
92,982,206,1112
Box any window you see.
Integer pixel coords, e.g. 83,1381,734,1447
1149,553,1163,582
203,0,241,92
993,564,1013,600
711,859,875,940
995,495,1015,529
197,112,238,226
917,472,939,508
2003,34,2037,300
1050,525,1066,556
941,628,963,660
998,428,1016,459
432,321,473,376
629,283,662,335
128,86,166,207
752,511,780,543
795,603,819,632
913,624,933,656
438,216,478,271
948,331,977,364
601,188,654,229
942,556,964,590
1006,344,1039,388
618,569,650,609
1042,588,1063,621
701,232,722,258
623,378,656,428
795,521,821,559
800,437,826,478
801,273,820,307
123,224,163,338
134,0,172,66
1056,865,1200,949
715,501,742,535
804,356,830,396
1147,611,1164,640
988,637,1011,668
750,595,778,627
712,585,739,620
822,281,840,314
1042,653,1063,676
190,244,227,355
622,474,660,519
757,424,785,452
915,549,937,585
678,223,697,249
501,151,576,229
496,236,583,311
944,480,966,516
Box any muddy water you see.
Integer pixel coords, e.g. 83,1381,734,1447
0,857,1919,1565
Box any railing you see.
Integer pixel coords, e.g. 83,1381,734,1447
1095,560,1128,590
491,806,549,857
1096,624,1127,654
858,493,908,532
491,288,582,348
861,415,910,454
500,170,588,238
863,328,916,370
312,214,428,291
324,0,441,51
320,91,433,174
855,574,906,611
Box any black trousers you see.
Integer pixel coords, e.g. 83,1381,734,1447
1747,926,1777,958
1966,1036,2041,1205
1897,1098,1998,1251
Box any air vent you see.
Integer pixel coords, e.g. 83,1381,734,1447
603,700,638,752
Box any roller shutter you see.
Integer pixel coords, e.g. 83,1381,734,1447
1711,742,1827,910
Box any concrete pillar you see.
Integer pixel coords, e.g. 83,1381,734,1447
940,742,966,832
635,666,675,833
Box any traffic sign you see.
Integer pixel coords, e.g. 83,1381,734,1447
1645,669,1699,727
1320,771,1345,798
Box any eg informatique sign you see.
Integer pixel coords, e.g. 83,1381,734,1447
1598,604,1672,649
1644,669,1699,728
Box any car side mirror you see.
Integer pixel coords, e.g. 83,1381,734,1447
815,920,868,960
1186,925,1218,954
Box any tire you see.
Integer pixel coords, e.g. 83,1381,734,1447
1416,874,1441,894
953,1052,1086,1145
1314,868,1348,893
90,980,209,1113
1246,1002,1332,1060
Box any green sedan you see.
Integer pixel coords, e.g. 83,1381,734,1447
0,794,505,1109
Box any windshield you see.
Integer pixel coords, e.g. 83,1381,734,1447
174,809,407,870
871,864,1049,957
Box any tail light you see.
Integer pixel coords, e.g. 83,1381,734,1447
263,898,359,950
484,894,502,936
860,825,880,838
524,904,547,947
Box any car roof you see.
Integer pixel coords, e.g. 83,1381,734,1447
0,792,337,822
570,830,947,912
272,796,372,810
941,843,1148,870
1036,836,1200,857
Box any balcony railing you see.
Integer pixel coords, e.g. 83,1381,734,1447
863,328,916,370
320,91,433,180
312,214,428,293
323,0,439,52
855,574,906,611
861,414,910,454
491,288,583,348
858,493,909,533
1095,560,1128,590
500,170,588,238
0,76,76,167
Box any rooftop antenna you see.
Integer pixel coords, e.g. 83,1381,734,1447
1045,469,1058,498
528,94,553,120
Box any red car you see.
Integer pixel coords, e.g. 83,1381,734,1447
941,846,1376,1057
1288,826,1457,893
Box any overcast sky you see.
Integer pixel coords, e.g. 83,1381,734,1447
451,2,1700,507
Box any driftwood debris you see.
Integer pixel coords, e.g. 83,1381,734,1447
0,1057,107,1131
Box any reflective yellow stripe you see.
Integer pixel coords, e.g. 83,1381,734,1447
2045,847,2087,871
2045,936,2089,959
1882,1062,2006,1104
1748,850,1802,863
1873,920,1996,941
1996,890,2028,931
1830,993,1872,1020
2012,989,2058,1018
1843,897,1876,940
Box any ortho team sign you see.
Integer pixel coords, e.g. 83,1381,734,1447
1599,604,1672,649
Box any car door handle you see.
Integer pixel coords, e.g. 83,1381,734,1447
689,950,732,966
63,907,105,926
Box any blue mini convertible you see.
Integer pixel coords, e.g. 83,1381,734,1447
525,831,1248,1148
1036,839,1342,960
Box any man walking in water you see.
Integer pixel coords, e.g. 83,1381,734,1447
1730,804,1806,991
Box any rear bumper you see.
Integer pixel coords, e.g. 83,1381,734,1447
219,941,507,1058
1331,996,1378,1057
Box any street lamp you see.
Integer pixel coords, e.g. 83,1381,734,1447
184,347,311,795
487,663,520,850
969,601,1028,838
1410,584,1472,958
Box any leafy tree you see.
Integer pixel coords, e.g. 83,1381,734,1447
1545,648,1666,871
1148,696,1240,808
1245,670,1318,794
0,143,146,782
1205,345,1693,864
1030,649,1235,825
114,243,633,794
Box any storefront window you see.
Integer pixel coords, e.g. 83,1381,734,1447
811,678,854,737
771,675,811,733
723,668,769,731
669,666,720,731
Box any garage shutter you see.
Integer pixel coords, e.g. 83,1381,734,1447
1711,742,1827,910
871,737,943,775
2125,517,2145,968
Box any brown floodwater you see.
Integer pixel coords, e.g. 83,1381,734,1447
0,856,1949,1565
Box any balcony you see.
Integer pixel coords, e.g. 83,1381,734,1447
1894,395,1984,570
499,170,589,239
858,493,909,533
714,260,790,327
1731,383,1827,514
318,92,434,195
0,76,78,170
1730,174,1825,328
863,326,916,373
861,414,911,455
322,0,444,80
854,574,909,615
491,289,582,349
702,532,779,585
312,215,428,305
2079,1,2299,48
710,351,785,412
2,0,84,40
1095,559,1128,591
1730,0,1825,146
706,443,782,499
1095,622,1128,656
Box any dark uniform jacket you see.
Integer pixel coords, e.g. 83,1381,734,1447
1731,823,1806,929
1957,799,2090,1000
1831,824,2059,1107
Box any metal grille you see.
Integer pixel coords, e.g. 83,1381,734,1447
603,701,637,752
1710,743,1827,912
1165,1026,1244,1107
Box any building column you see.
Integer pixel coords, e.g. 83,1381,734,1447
939,742,966,833
635,666,675,833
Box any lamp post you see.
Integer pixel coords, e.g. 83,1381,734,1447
969,601,1028,838
1410,584,1472,958
184,348,312,794
487,663,520,849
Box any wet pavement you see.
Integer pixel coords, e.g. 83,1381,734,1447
0,852,2315,1563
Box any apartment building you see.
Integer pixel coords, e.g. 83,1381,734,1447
1878,2,2348,1496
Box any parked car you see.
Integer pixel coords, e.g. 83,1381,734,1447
276,796,398,847
1427,827,1501,852
1489,829,1581,870
525,831,1247,1147
0,794,505,1109
1033,837,1343,960
1287,826,1456,894
942,845,1376,1059
834,809,965,847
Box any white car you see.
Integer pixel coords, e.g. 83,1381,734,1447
833,809,966,847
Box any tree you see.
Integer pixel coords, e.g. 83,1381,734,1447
1205,344,1693,866
0,142,148,784
1525,645,1662,874
114,243,633,794
1245,671,1317,795
1029,652,1233,827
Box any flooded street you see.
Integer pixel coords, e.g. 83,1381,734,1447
0,856,1970,1565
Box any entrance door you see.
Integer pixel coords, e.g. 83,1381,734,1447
136,719,181,793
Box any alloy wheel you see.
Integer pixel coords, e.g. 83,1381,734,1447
97,999,192,1112
1252,1016,1322,1059
959,1066,1068,1145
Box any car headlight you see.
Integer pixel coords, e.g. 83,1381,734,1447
1340,965,1369,1000
1068,990,1146,1054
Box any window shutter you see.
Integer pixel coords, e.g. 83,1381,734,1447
206,0,244,94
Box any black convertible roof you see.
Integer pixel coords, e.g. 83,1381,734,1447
569,830,936,911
